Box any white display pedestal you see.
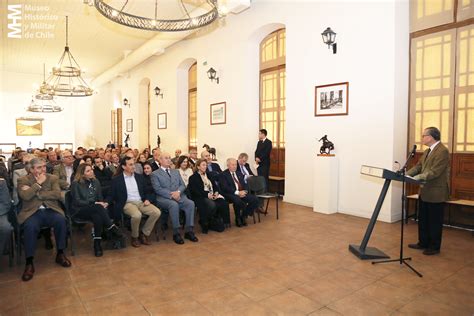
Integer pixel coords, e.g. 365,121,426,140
313,155,339,214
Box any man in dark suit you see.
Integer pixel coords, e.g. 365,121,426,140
149,148,161,171
219,158,259,227
109,156,161,247
151,152,198,244
17,158,71,281
254,129,272,191
201,150,222,182
236,153,255,183
407,127,450,256
188,149,198,170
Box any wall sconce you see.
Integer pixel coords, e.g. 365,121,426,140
123,98,130,107
207,67,219,84
154,86,163,98
321,27,337,54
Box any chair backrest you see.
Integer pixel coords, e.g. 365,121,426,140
247,176,266,194
64,191,73,216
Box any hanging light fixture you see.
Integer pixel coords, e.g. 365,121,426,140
28,64,63,113
40,16,94,97
93,0,219,32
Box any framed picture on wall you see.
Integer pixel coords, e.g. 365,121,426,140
44,143,74,150
0,143,16,155
210,102,226,125
315,82,349,117
126,119,133,132
16,118,43,136
157,113,167,129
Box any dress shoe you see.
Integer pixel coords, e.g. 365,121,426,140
131,237,141,248
22,263,35,282
235,217,242,227
93,239,103,257
184,231,199,242
423,248,440,256
55,253,72,268
139,234,151,246
173,233,184,245
201,226,209,234
408,243,426,250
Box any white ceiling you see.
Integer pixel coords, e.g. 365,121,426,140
1,0,212,78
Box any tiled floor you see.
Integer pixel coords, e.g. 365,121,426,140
0,201,473,315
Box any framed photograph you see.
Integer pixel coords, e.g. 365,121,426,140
210,102,226,125
0,143,16,155
126,119,133,132
44,143,73,150
157,113,167,129
315,82,349,117
16,118,43,136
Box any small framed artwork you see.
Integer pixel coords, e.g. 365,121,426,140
0,143,16,154
126,119,133,132
210,102,226,125
16,118,43,136
315,82,349,117
157,113,167,129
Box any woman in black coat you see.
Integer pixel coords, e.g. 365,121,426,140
188,159,230,233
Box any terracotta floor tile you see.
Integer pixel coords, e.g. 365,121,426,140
75,275,127,301
226,302,278,316
146,298,212,316
327,292,394,316
355,280,421,310
396,294,472,315
292,276,353,306
193,286,254,314
234,276,287,301
25,286,81,313
308,307,343,316
259,289,322,315
84,291,147,315
31,303,88,315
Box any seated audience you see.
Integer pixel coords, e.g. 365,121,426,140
107,153,120,175
188,148,198,170
81,155,93,166
93,157,113,196
103,151,112,167
17,158,71,281
219,158,259,227
151,152,198,245
201,150,222,182
124,149,143,174
73,149,84,171
171,149,182,166
46,150,60,174
176,155,193,187
138,153,148,166
71,164,123,257
142,162,157,203
53,150,75,190
13,154,35,205
149,148,161,171
236,153,255,183
0,178,13,259
189,159,230,233
109,157,161,247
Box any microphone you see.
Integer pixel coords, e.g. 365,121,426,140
410,144,417,157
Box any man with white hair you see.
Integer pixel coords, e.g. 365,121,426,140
151,152,198,244
219,158,259,227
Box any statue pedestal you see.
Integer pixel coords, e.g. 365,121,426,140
313,155,339,214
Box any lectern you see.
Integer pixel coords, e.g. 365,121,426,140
349,165,421,260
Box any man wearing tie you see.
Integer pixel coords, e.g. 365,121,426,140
254,129,272,191
407,127,449,256
151,152,198,244
236,153,254,183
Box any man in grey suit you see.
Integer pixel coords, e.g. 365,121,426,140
151,152,198,245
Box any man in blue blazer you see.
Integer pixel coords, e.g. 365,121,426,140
151,152,198,244
219,158,259,227
201,150,222,183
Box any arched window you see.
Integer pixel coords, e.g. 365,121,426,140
260,28,285,177
188,62,197,151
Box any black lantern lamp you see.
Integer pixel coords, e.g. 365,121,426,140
321,27,337,54
154,86,163,98
123,98,130,107
207,67,219,84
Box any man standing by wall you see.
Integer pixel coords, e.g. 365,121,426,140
407,127,450,256
254,129,272,191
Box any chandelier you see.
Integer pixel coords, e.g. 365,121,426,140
40,16,94,97
92,0,219,32
28,65,63,113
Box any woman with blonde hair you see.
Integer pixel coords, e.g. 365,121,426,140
70,164,123,257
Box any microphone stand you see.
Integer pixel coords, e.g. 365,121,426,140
372,149,423,277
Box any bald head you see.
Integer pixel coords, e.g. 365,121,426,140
201,150,211,162
159,152,172,168
226,158,237,172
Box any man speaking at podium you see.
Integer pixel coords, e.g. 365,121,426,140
407,127,449,256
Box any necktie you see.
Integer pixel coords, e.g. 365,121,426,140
232,172,243,191
166,168,171,177
425,148,431,159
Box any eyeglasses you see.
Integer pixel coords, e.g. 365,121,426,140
422,134,431,137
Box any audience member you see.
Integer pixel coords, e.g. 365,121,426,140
13,154,35,205
176,155,193,187
171,149,182,166
107,153,120,175
46,151,60,174
17,158,71,281
53,150,75,190
189,159,230,233
219,158,259,227
93,157,113,196
149,148,161,171
109,157,161,247
71,164,123,257
0,178,13,258
201,150,222,182
151,152,198,244
236,153,255,183
188,148,198,169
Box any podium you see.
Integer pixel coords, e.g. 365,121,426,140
349,165,422,260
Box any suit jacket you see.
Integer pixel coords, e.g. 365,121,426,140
17,174,63,224
188,171,219,201
53,163,72,190
150,168,186,200
407,142,450,203
255,139,272,167
150,160,161,172
219,169,249,197
236,163,254,182
207,162,222,182
108,173,152,215
70,178,104,210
